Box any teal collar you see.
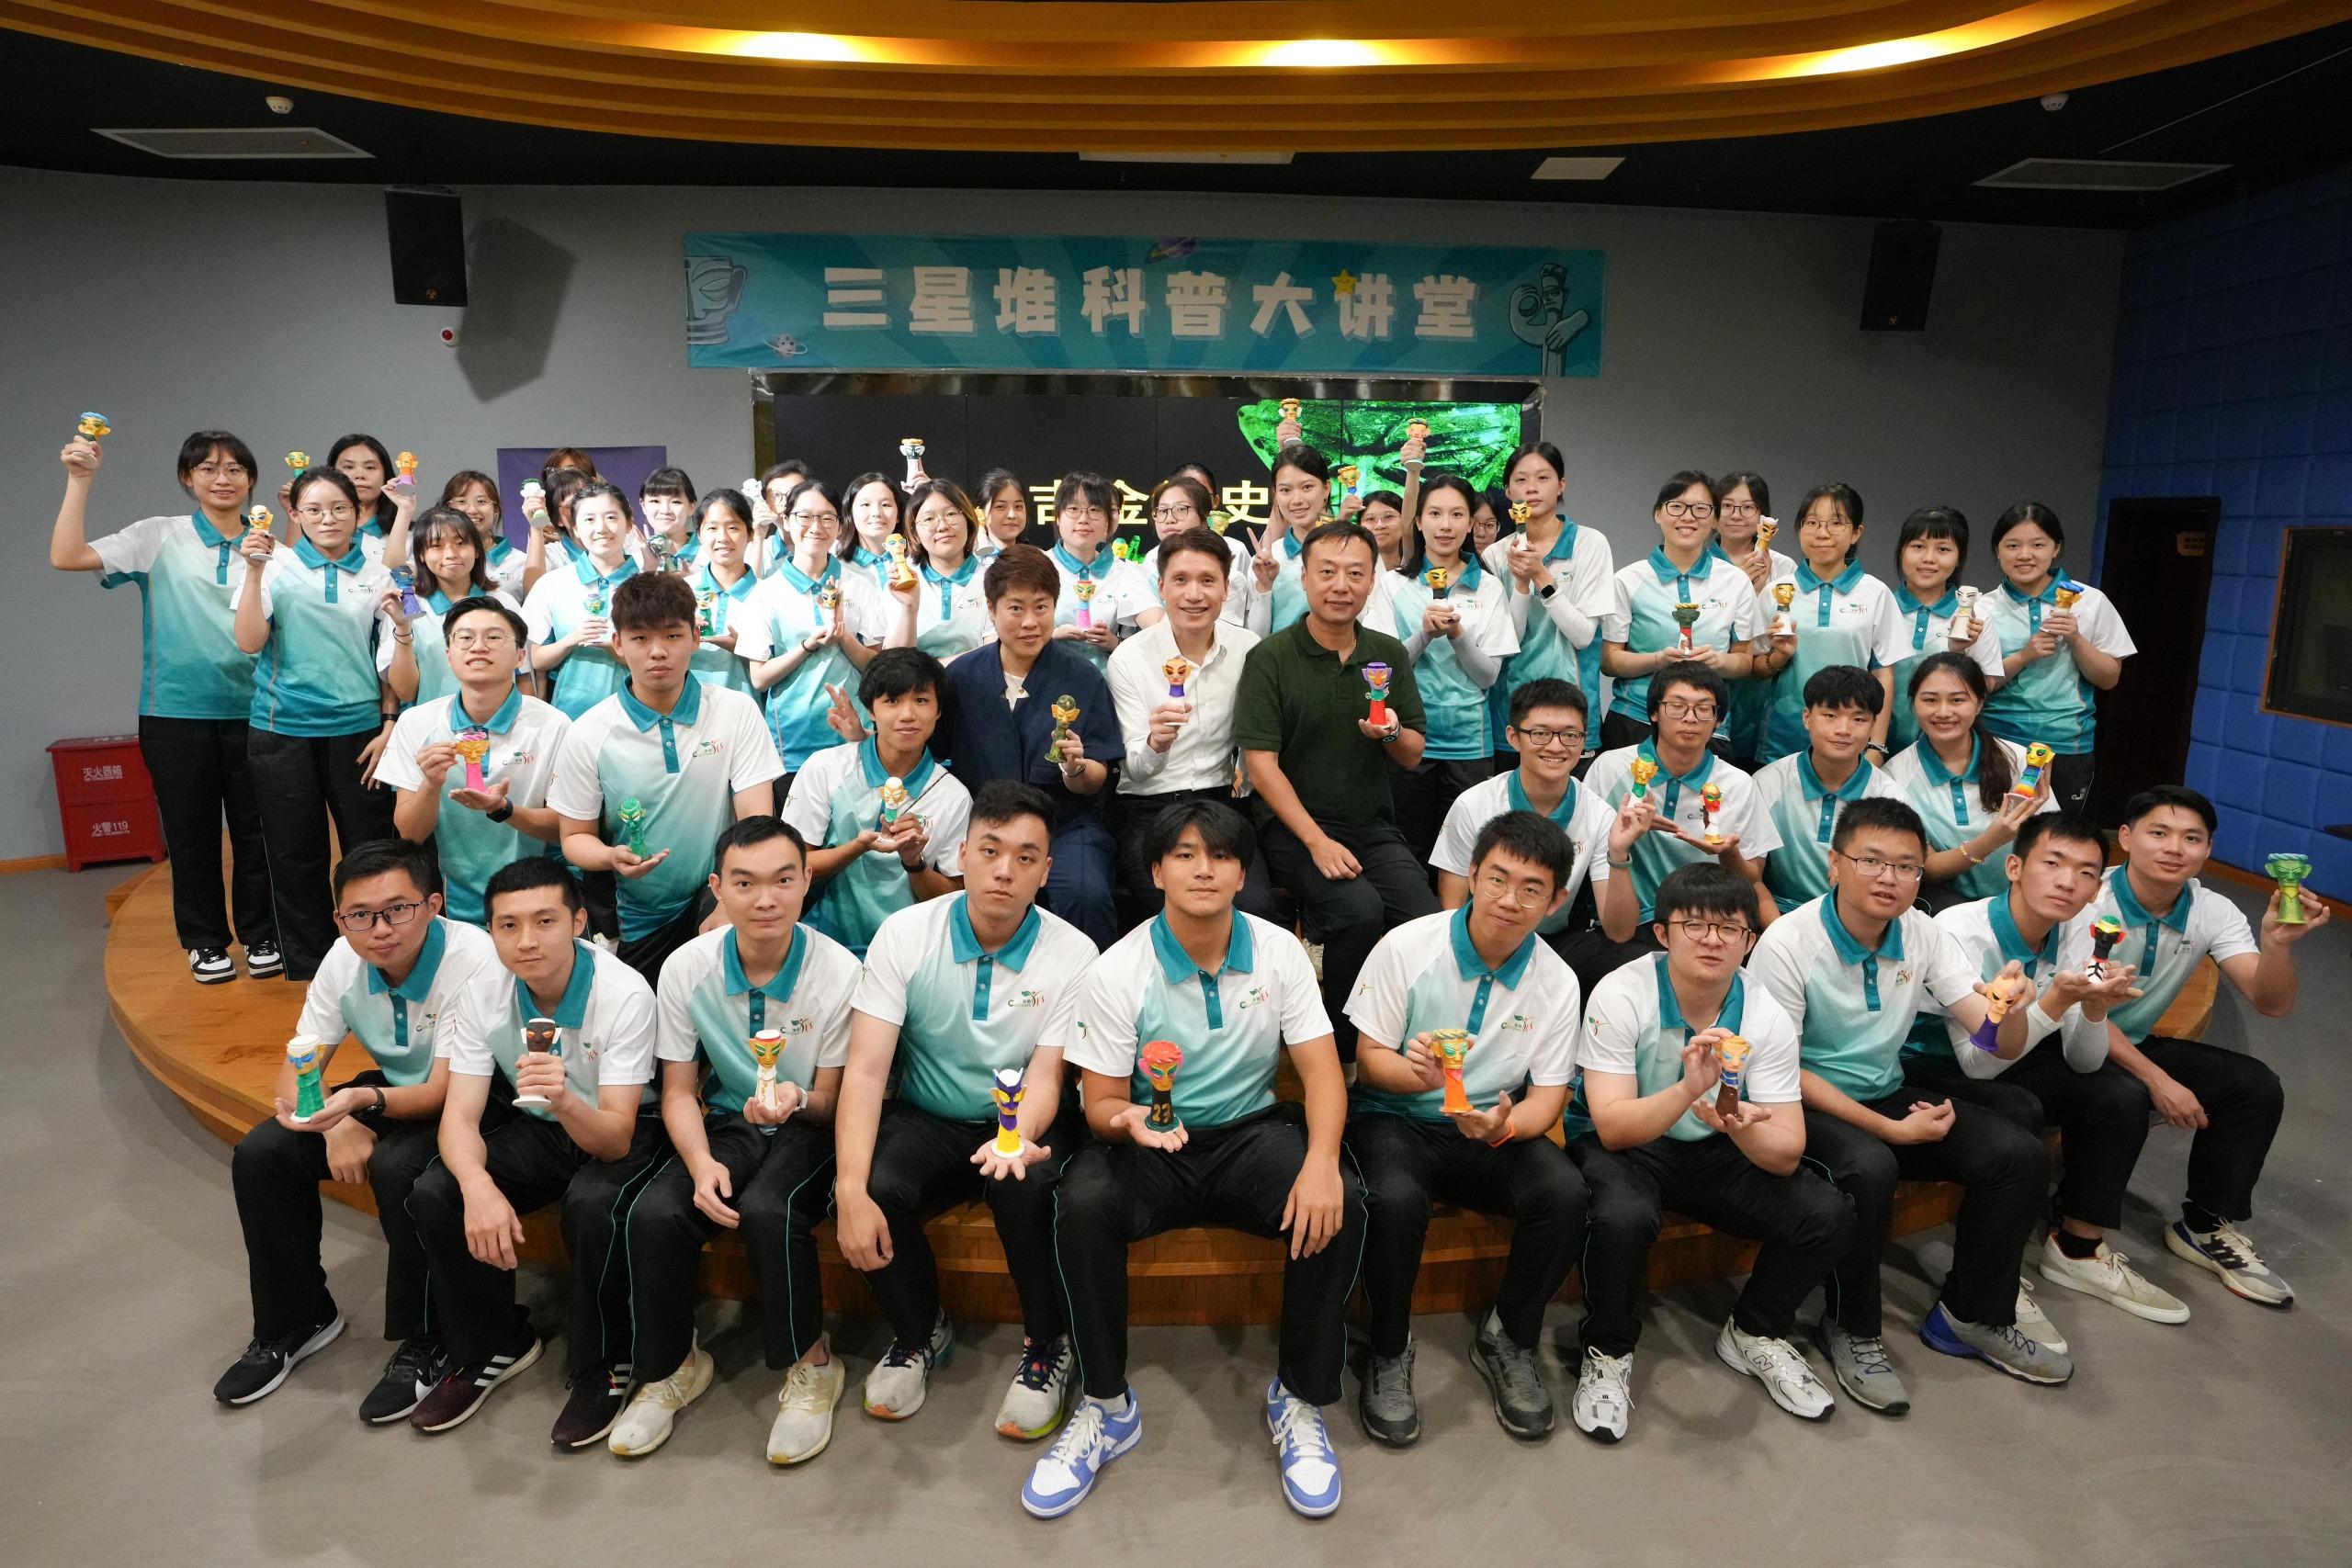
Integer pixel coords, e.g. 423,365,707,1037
1653,952,1744,1036
1450,904,1537,988
1544,520,1580,562
190,512,235,548
574,554,638,591
1423,554,1483,592
849,544,888,570
514,939,597,1029
2108,867,2188,935
1820,897,1905,965
1645,546,1706,587
1635,739,1714,815
1894,583,1958,617
1702,538,1735,565
1149,910,1255,985
722,924,809,1000
1051,542,1103,581
485,536,517,566
922,554,980,591
447,687,524,736
776,557,838,596
1799,753,1874,804
1280,532,1306,560
292,534,364,574
424,587,456,615
2003,576,2061,605
620,675,703,731
1988,893,2061,971
367,916,448,1000
948,896,1043,969
856,736,936,797
1505,769,1578,827
1796,560,1863,595
1915,734,1978,787
695,562,756,602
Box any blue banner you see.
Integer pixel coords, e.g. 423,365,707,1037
684,233,1604,378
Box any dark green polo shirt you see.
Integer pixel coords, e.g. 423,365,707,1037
1233,617,1425,831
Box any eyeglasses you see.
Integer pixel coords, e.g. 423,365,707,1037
1510,726,1585,750
1476,872,1551,909
1668,919,1754,944
297,503,357,521
1720,502,1759,518
449,630,514,649
790,510,840,526
1657,701,1718,721
1833,851,1926,883
1154,503,1200,522
1662,502,1715,520
191,462,249,480
334,900,425,932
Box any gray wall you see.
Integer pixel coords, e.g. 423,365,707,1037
0,165,2126,863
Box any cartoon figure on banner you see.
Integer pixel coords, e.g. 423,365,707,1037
1507,262,1594,377
684,253,749,346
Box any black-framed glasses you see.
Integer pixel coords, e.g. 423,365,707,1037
1510,726,1585,750
1832,851,1926,883
1662,502,1715,520
335,900,425,932
1476,872,1551,909
1657,701,1718,721
1668,918,1755,944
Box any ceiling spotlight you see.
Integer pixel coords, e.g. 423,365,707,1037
266,96,294,115
2041,92,2069,111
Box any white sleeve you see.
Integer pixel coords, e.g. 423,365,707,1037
291,950,355,1052
780,761,831,843
1869,587,1912,669
1727,774,1783,858
1918,919,1987,1014
1340,931,1413,1052
1107,648,1165,784
522,577,558,644
374,612,400,673
1739,998,1804,1104
442,974,499,1074
654,955,700,1065
597,979,660,1086
731,582,776,661
1429,793,1482,878
230,557,277,620
2203,894,2260,964
1524,965,1582,1085
1726,578,1764,640
924,776,971,877
1600,570,1634,644
1577,975,1643,1077
1746,925,1811,1037
1274,931,1335,1044
810,954,857,1069
544,718,606,822
1965,624,2004,682
724,695,787,792
2083,589,2137,658
849,920,914,1027
371,707,432,795
90,515,169,579
1058,954,1141,1077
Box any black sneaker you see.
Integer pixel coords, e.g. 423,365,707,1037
1471,1314,1555,1439
213,1311,344,1404
551,1359,634,1449
359,1336,447,1425
412,1321,542,1433
189,947,236,985
243,939,284,978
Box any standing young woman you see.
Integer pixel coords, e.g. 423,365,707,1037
1885,507,2004,755
327,434,404,561
1712,471,1791,767
1244,442,1331,633
1487,441,1615,754
1047,469,1161,671
1600,471,1759,751
1386,475,1518,857
523,479,639,720
380,506,520,707
520,465,595,589
439,469,527,596
1977,502,2133,816
741,479,896,782
1754,482,1905,767
1145,475,1260,630
888,478,990,660
637,466,702,575
1883,652,2050,907
1358,489,1410,574
232,466,399,982
839,471,904,598
753,458,815,573
51,428,279,984
683,490,761,695
973,468,1032,562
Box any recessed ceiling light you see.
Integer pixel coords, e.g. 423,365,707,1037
1975,157,2227,191
1532,156,1624,181
96,127,371,160
1254,39,1384,68
1080,152,1295,165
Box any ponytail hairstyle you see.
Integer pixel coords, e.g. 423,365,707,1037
1906,651,2013,813
1407,473,1482,578
567,479,635,545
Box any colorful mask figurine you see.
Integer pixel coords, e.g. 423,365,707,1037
1755,516,1779,550
1509,500,1532,534
76,411,112,440
1336,464,1361,500
991,1066,1026,1158
1770,581,1797,637
877,773,911,827
1364,661,1393,728
2008,742,2053,808
286,1040,327,1122
1406,417,1430,443
1073,578,1098,628
1141,1040,1185,1131
1206,509,1231,536
2087,916,2126,979
1163,657,1194,700
520,479,547,520
1672,600,1700,656
393,450,419,490
514,1016,560,1108
390,564,422,617
1426,565,1452,600
2052,578,2086,611
583,590,606,618
1966,975,2025,1053
452,727,492,792
695,588,718,637
1046,695,1080,763
1700,782,1724,846
246,504,274,537
817,578,842,615
1432,1029,1474,1115
1951,585,1980,637
284,450,311,471
1714,1033,1751,1116
885,533,917,589
749,1029,787,1113
616,797,649,857
899,436,927,492
1629,756,1658,800
1278,396,1303,423
2267,852,2312,925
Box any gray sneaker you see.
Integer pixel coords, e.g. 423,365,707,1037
1921,1303,2075,1384
1812,1320,1911,1416
1470,1312,1553,1439
1357,1340,1419,1446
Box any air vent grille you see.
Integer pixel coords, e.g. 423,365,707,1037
95,127,372,160
1975,157,2224,192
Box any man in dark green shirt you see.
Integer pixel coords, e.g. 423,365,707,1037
1236,522,1439,1058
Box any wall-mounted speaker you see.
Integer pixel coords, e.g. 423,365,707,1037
386,187,468,307
1860,220,1939,332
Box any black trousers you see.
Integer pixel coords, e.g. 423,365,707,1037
1391,756,1494,868
1350,1111,1586,1357
1258,818,1440,1059
616,886,717,987
141,715,275,953
245,726,399,981
231,1069,436,1342
1056,1102,1366,1405
1044,814,1120,949
408,1114,667,1372
625,1115,833,1378
1803,1077,2049,1334
1555,925,1664,1003
859,1100,1080,1346
1569,1133,1854,1357
1903,1050,2151,1231
2138,1035,2285,1224
1116,788,1281,928
2047,751,2095,818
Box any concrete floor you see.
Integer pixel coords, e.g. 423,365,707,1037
6,865,2348,1567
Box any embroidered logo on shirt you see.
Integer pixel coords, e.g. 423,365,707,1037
693,739,725,758
1498,1013,1534,1032
1235,986,1270,1011
504,750,537,766
1007,988,1046,1010
785,1016,814,1034
1894,968,1912,984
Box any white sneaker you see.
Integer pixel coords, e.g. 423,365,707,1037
768,1355,846,1465
1715,1321,1833,1423
1570,1346,1632,1443
2014,1275,2068,1355
864,1310,953,1420
2041,1235,2191,1324
607,1343,713,1457
996,1337,1072,1439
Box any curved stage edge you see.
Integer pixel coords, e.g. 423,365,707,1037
104,862,2216,1326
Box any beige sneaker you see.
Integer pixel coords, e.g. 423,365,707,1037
769,1355,847,1465
2041,1235,2191,1324
607,1343,713,1457
2014,1275,2067,1356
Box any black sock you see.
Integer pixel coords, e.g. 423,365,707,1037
2056,1231,2101,1260
2183,1201,2223,1235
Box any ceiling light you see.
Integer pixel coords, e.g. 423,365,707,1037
96,127,371,160
1975,157,2227,191
1254,39,1384,68
1080,151,1295,165
1532,156,1624,181
731,31,862,62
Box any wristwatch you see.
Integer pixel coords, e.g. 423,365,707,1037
1537,581,1558,603
486,797,515,824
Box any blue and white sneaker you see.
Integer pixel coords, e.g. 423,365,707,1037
1264,1379,1342,1517
1021,1389,1141,1519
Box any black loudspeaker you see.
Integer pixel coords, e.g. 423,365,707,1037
1860,220,1939,332
386,187,468,307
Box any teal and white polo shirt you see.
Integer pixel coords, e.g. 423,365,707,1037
1584,743,1781,922
653,924,860,1118
736,559,888,772
290,916,498,1085
1748,895,1980,1103
232,535,393,737
912,554,989,660
522,555,640,720
1749,753,1910,912
1978,578,2135,755
1573,953,1800,1143
1429,770,1613,936
1049,544,1159,671
2088,869,2257,1044
782,738,971,956
1881,735,2052,902
90,513,255,720
1383,558,1519,761
443,939,658,1122
1603,547,1763,728
1347,907,1578,1122
1884,585,2004,752
684,563,760,697
1755,562,1907,764
1483,520,1614,703
373,688,571,926
376,586,523,706
1905,895,2097,1075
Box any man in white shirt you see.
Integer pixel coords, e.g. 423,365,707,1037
405,857,665,1447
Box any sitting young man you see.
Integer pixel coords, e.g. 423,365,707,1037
213,839,498,1417
1901,812,2177,1336
1569,863,1852,1440
1749,665,1910,915
1578,660,1781,996
2090,785,2330,1306
548,571,786,982
1430,678,1618,960
1036,799,1363,1521
1350,810,1587,1445
1749,796,2065,1412
783,647,970,958
406,857,665,1445
832,781,1100,1436
612,816,863,1461
379,595,571,926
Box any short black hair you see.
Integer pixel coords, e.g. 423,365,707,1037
1272,443,1330,484
1155,525,1231,581
968,780,1056,839
2013,810,2103,863
1654,469,1716,511
1652,863,1760,930
1509,677,1588,728
331,838,438,904
2120,784,2216,834
984,542,1061,605
639,466,696,502
1299,521,1376,568
1468,810,1573,896
1895,505,1969,566
612,570,697,632
858,647,947,710
1802,663,1884,716
1830,795,1928,855
485,854,583,917
1647,660,1729,722
1054,470,1118,526
1140,797,1256,869
175,430,258,490
1992,501,2064,552
441,593,526,648
713,814,808,874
